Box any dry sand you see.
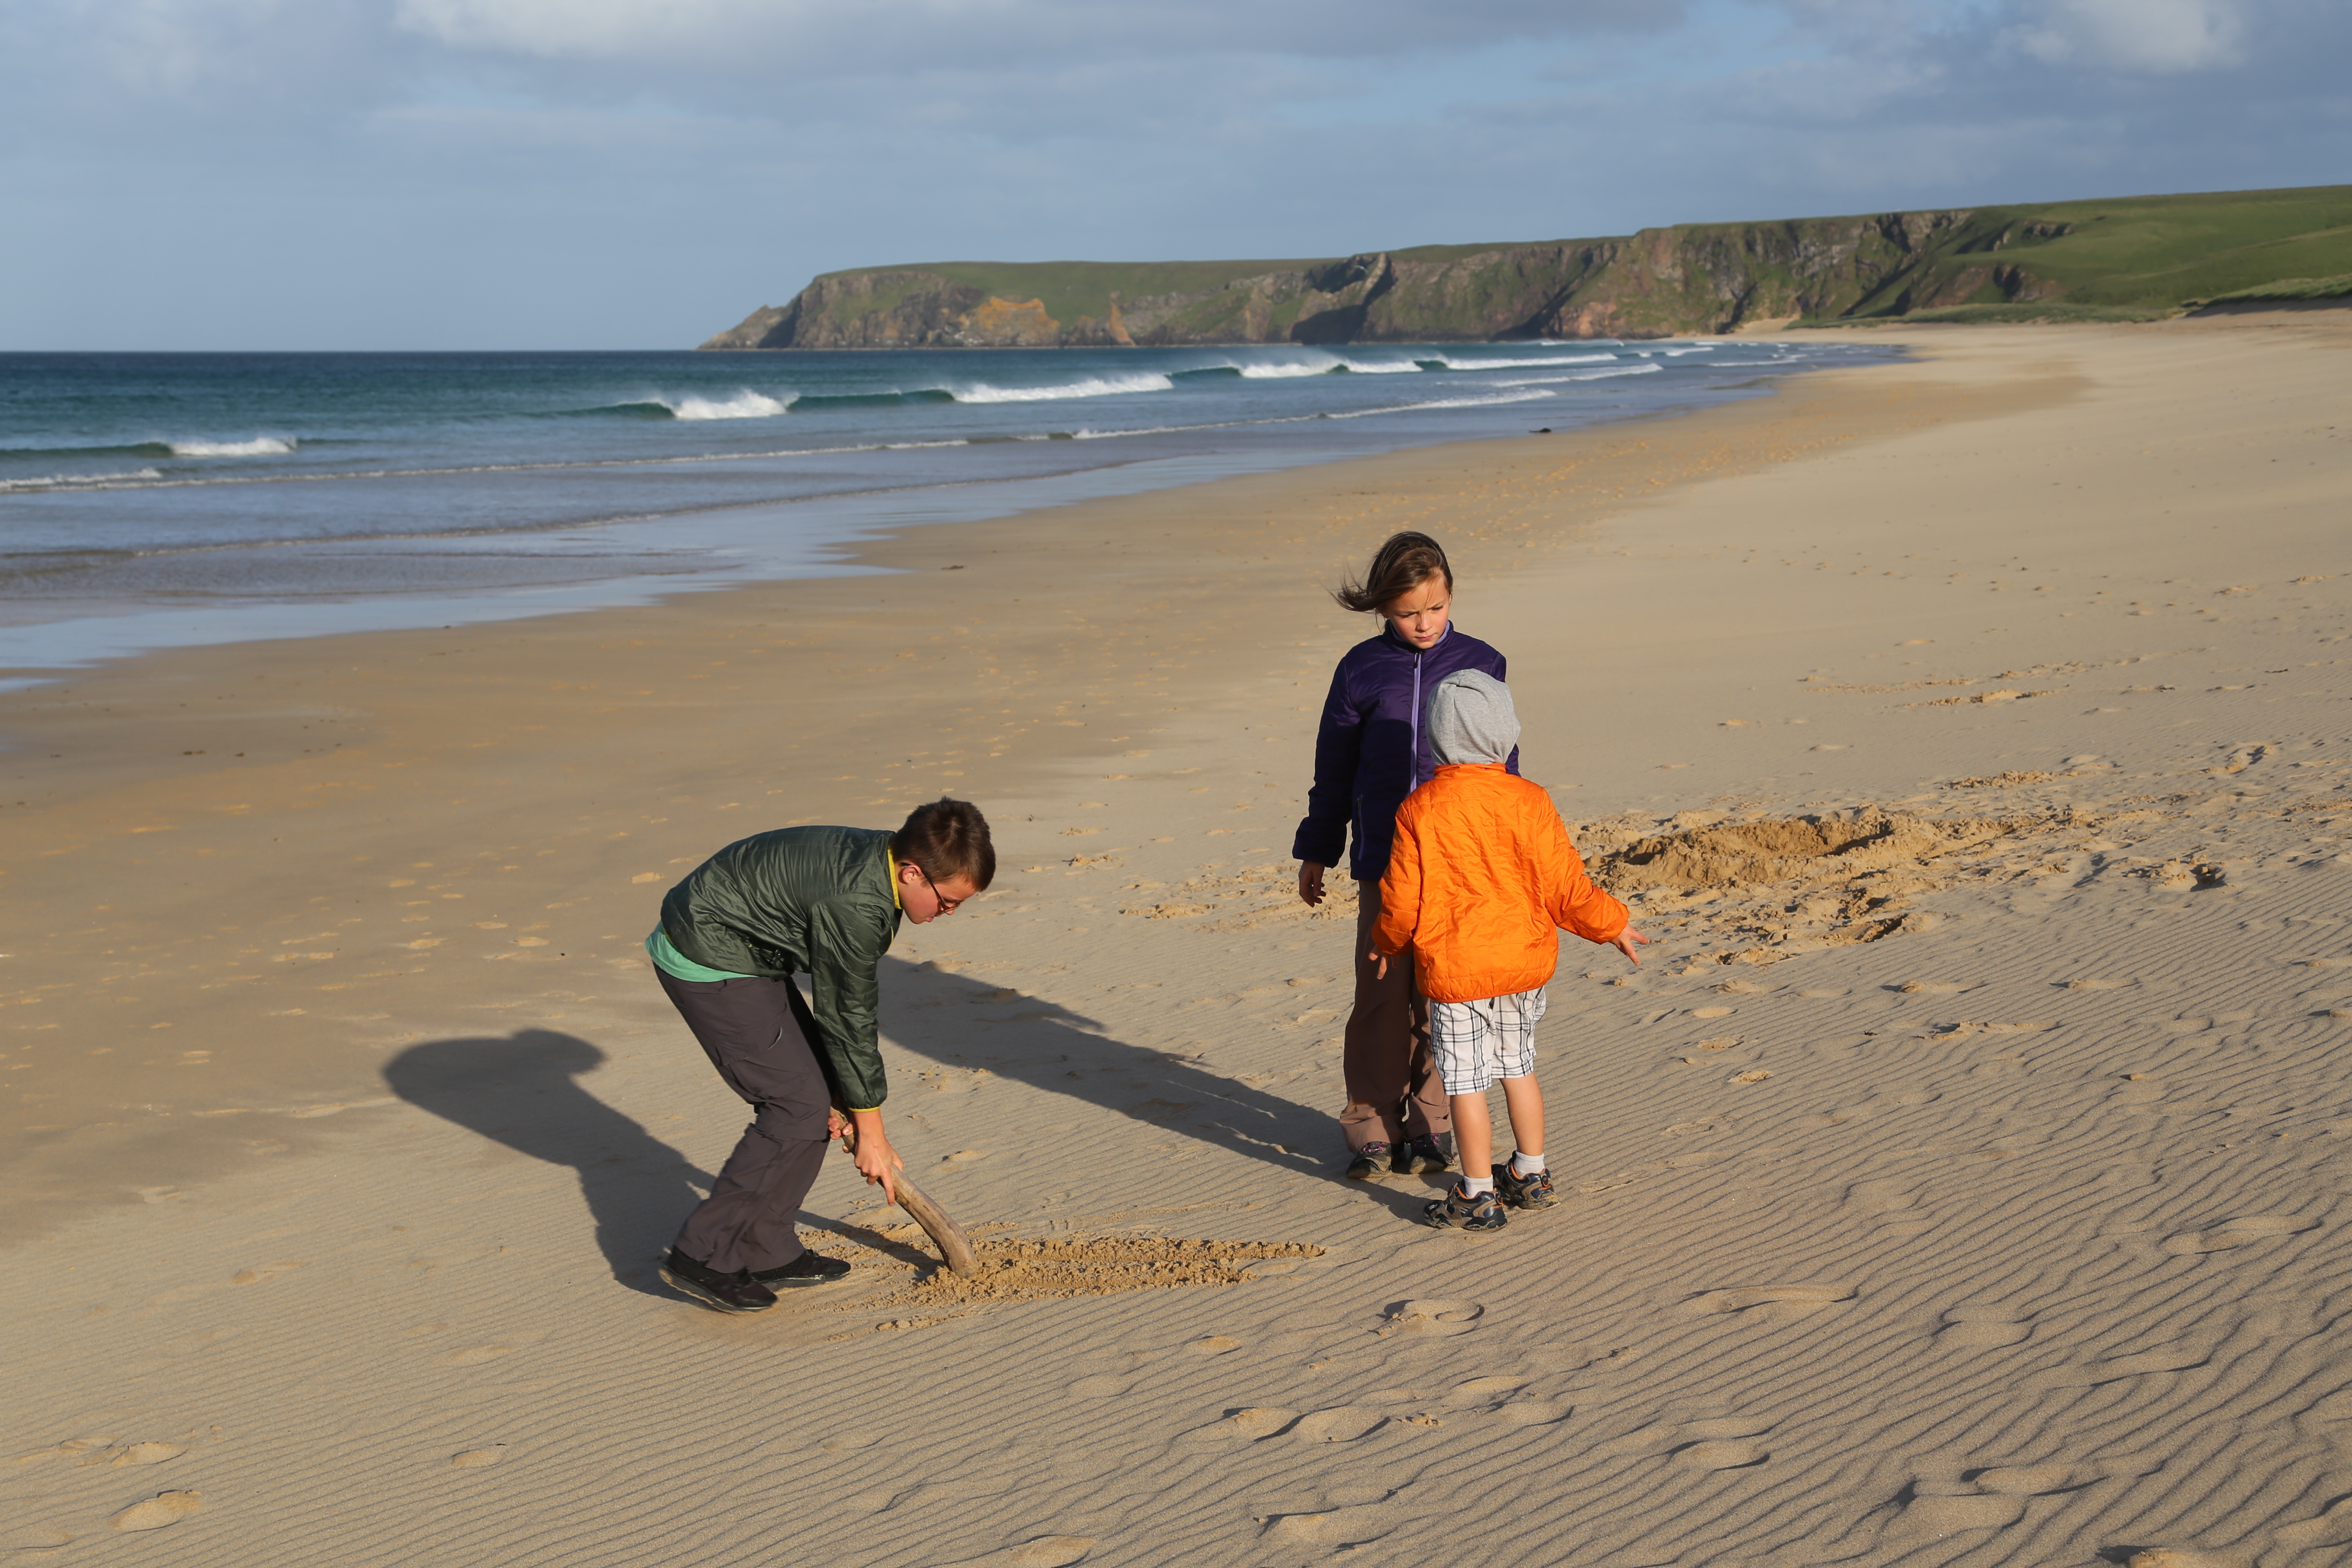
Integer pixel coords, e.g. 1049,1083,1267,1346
3,315,2349,1567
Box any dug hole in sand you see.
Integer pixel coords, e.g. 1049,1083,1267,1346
2,318,2350,1567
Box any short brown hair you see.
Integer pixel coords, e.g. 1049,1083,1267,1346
1332,531,1452,614
893,797,995,890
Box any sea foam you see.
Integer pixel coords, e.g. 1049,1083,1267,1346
955,374,1174,403
1490,364,1664,387
666,392,791,420
1417,355,1602,372
1323,389,1556,419
0,468,167,493
169,437,296,457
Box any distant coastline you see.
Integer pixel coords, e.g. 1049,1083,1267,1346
701,182,2352,350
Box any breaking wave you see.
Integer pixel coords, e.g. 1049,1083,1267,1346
668,391,791,420
954,374,1175,404
1413,355,1616,372
168,437,296,457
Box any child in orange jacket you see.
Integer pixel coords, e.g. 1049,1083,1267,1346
1372,670,1648,1231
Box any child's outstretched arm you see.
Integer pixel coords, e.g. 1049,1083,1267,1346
1540,812,1648,965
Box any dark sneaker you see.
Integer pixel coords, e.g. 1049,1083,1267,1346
1345,1142,1393,1182
1394,1134,1451,1176
1493,1162,1558,1210
750,1252,852,1289
659,1249,778,1314
1421,1183,1508,1233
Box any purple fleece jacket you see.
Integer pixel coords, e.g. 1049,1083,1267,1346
1291,622,1517,882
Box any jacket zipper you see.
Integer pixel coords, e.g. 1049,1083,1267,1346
1410,646,1424,790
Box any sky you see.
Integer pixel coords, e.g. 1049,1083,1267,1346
4,0,2346,350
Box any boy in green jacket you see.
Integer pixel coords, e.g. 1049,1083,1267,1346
647,798,995,1314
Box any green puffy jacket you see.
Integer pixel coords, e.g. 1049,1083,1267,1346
659,825,902,1109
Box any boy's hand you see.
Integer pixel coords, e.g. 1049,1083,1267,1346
1369,949,1389,980
1298,861,1327,908
1610,927,1651,966
825,1108,851,1142
845,1110,904,1205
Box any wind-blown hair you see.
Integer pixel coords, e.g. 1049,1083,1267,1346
1332,531,1453,614
893,797,996,890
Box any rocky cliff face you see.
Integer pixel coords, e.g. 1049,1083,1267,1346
699,208,2079,349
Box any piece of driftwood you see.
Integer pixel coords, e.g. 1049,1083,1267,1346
839,1128,980,1277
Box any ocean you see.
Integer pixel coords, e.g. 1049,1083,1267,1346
0,339,1894,674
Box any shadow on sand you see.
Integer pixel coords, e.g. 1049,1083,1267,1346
384,962,1434,1283
382,1030,710,1296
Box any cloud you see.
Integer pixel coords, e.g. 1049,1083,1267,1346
2001,0,2246,73
389,0,1680,67
2,0,2344,348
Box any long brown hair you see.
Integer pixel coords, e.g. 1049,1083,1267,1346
1332,531,1452,614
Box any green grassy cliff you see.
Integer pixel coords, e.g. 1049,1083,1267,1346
699,184,2352,349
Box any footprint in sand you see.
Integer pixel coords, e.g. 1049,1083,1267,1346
110,1443,184,1467
1936,1310,2035,1348
1846,1179,1919,1213
1684,1284,1856,1322
1259,1495,1399,1545
449,1446,507,1469
947,1538,1096,1568
1181,1408,1298,1444
2159,1215,2318,1256
1443,1376,1528,1409
1884,1483,2027,1540
1376,1299,1484,1338
1969,1463,2079,1495
1288,1408,1387,1443
230,1260,306,1285
1601,1413,1772,1457
2026,1341,2210,1390
1496,1400,1572,1427
110,1492,202,1532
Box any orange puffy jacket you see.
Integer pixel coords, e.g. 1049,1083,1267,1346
1372,763,1628,1004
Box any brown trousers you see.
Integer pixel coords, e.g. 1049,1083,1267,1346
1338,879,1448,1152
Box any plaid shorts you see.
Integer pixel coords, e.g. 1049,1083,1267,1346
1429,986,1547,1094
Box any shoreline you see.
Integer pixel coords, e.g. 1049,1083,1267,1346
0,344,1997,1241
0,338,1884,681
4,314,2350,1566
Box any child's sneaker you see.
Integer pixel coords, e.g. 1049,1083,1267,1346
1493,1162,1557,1210
1420,1182,1508,1232
1344,1142,1392,1182
1393,1134,1451,1176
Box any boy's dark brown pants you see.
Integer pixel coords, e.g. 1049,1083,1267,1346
1338,878,1448,1152
658,969,832,1276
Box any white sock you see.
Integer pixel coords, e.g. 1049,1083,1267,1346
1511,1151,1547,1176
1462,1175,1496,1197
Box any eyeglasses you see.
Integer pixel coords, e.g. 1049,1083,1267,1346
915,862,962,915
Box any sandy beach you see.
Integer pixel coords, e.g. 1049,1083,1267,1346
4,313,2350,1567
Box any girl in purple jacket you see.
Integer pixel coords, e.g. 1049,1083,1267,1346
1293,531,1517,1182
